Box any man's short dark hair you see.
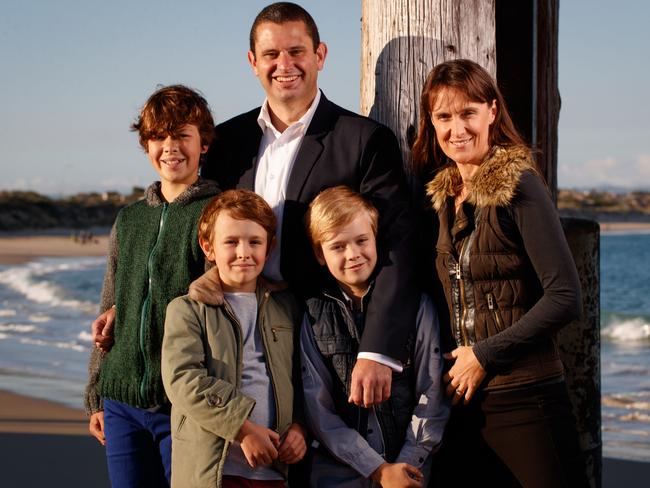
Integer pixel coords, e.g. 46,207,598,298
249,2,320,54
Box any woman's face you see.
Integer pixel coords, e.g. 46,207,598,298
430,87,496,167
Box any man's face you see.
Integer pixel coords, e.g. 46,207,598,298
248,20,326,115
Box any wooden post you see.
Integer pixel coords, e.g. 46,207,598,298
360,0,496,167
559,217,602,487
496,0,560,201
360,1,601,486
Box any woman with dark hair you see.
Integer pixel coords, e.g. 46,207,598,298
411,59,588,487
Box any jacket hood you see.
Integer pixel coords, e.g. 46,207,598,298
145,177,220,206
426,145,537,211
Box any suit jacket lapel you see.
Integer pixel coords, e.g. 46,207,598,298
238,112,263,191
285,94,332,201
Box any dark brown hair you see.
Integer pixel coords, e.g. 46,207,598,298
131,84,214,152
198,190,276,255
411,59,526,176
249,2,320,55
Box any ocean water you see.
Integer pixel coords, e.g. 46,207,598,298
0,233,649,460
600,231,650,461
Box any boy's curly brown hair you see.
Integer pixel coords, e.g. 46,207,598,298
131,84,215,152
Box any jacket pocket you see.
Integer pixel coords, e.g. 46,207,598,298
172,412,187,440
269,324,293,342
486,292,505,333
313,334,354,358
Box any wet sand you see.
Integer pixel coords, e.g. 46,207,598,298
599,221,650,232
0,390,109,487
0,388,648,487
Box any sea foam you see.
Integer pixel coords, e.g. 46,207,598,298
77,330,93,343
602,392,650,412
19,337,86,352
0,259,100,314
602,317,650,342
0,324,37,333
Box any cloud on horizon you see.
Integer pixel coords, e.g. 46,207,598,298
559,154,650,190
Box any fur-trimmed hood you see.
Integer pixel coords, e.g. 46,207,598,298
426,145,536,211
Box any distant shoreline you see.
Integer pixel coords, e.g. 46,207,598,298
0,234,109,265
1,222,649,266
599,221,650,233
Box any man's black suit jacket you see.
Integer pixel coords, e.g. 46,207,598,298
202,93,418,362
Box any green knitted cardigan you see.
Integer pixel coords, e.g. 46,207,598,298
96,178,219,408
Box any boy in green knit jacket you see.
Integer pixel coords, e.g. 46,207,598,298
83,85,220,487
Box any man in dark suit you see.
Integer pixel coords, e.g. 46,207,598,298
198,2,419,408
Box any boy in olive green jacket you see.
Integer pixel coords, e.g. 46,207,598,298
161,190,305,488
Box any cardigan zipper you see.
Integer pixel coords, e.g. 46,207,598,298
138,202,168,403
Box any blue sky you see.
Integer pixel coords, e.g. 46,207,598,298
1,0,648,194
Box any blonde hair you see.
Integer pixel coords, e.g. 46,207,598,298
306,186,379,248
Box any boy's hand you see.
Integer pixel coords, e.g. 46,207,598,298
92,307,115,352
236,419,280,468
371,462,423,488
349,359,392,407
188,267,224,306
278,422,307,464
88,411,106,446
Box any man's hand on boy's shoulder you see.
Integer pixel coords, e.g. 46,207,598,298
348,359,392,407
92,307,115,352
237,419,280,468
278,422,307,464
188,266,224,305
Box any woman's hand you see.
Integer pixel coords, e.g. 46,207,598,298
442,346,486,405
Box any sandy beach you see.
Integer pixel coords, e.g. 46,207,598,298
0,389,647,487
0,390,109,487
0,234,109,265
599,221,650,232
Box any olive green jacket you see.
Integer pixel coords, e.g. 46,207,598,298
161,286,302,488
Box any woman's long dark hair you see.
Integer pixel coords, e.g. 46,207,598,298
410,59,526,177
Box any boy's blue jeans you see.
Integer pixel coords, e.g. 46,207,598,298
104,399,171,487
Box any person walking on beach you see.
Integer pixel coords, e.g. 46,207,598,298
84,85,220,487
